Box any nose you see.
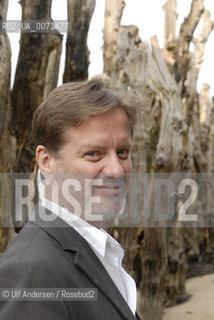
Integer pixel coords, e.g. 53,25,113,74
102,153,125,179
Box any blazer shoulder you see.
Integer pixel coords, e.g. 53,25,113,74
0,221,57,267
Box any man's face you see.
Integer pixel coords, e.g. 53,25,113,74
39,107,132,223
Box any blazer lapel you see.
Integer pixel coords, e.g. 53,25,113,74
31,206,137,320
135,312,142,320
74,244,137,320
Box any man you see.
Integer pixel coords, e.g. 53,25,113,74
0,78,141,319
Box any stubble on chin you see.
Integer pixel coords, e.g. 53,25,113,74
45,166,127,226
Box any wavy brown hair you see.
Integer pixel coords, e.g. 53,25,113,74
32,78,139,154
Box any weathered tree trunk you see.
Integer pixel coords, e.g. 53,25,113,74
162,0,214,307
0,0,17,254
7,0,63,234
183,7,214,276
0,0,14,173
206,97,214,259
199,84,214,262
162,0,187,305
11,0,62,174
103,0,125,77
63,0,95,82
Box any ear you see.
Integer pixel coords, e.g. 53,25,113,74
36,145,56,175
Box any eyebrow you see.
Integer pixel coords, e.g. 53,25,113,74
79,143,131,152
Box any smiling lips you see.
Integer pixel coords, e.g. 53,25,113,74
94,184,124,197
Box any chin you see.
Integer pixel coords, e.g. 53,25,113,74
87,194,125,225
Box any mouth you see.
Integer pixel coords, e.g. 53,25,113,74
94,184,123,197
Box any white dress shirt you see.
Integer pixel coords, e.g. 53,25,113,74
41,198,137,315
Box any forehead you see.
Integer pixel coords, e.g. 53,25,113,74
63,108,131,146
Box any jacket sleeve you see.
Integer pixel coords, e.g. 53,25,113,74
0,260,70,320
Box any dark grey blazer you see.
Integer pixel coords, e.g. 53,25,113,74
0,206,141,320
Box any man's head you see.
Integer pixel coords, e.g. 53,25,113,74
33,78,137,155
32,78,138,221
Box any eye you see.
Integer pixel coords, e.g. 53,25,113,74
84,151,103,161
86,152,97,157
117,149,130,159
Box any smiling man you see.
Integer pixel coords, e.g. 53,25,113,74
0,78,141,320
36,99,132,222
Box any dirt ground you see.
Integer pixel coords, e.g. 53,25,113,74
162,273,214,320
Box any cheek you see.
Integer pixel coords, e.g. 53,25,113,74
85,163,104,175
74,161,104,178
124,159,132,172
